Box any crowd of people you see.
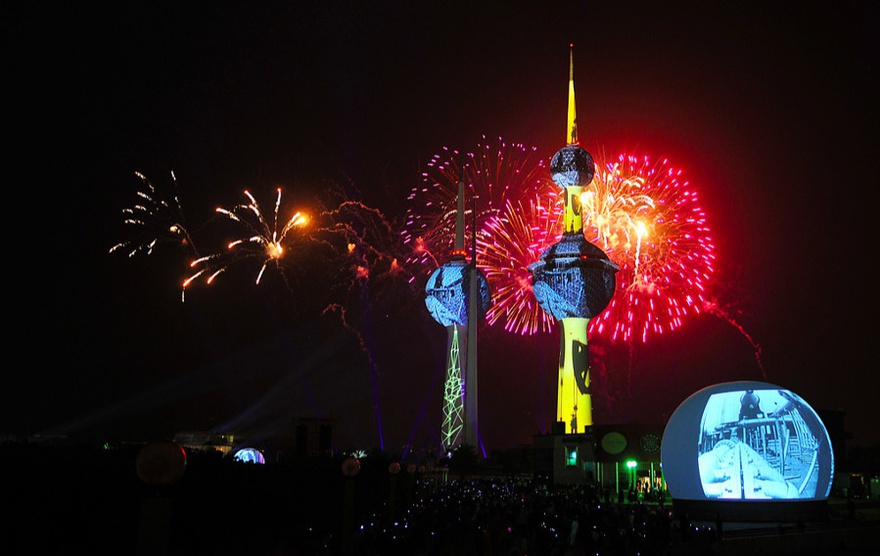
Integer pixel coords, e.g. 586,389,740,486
344,474,708,556
7,442,718,555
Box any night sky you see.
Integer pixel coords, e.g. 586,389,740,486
9,2,877,454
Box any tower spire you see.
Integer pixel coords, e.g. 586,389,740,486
453,178,466,257
567,43,578,145
465,181,479,450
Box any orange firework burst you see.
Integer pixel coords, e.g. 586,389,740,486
184,188,309,290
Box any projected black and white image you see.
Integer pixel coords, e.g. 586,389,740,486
697,388,832,500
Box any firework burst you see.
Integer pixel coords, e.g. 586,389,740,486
402,136,552,273
184,188,309,290
402,136,561,334
109,171,196,257
403,140,717,342
583,153,716,343
478,196,559,335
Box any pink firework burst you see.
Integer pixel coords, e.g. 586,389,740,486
401,136,552,275
478,195,560,335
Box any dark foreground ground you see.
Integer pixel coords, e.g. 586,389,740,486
3,443,878,555
678,507,880,556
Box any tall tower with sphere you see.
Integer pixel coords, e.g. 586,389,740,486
425,179,491,454
530,47,618,434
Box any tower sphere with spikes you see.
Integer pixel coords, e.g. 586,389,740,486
529,45,618,434
425,179,491,454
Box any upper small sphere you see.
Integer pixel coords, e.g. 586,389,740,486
550,144,595,188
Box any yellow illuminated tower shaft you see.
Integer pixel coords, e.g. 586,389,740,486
559,45,591,433
531,46,617,438
559,318,590,433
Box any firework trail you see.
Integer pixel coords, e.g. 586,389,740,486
106,170,412,315
183,188,309,292
320,199,407,290
707,304,765,379
697,265,766,378
322,300,388,450
322,304,372,365
109,171,196,258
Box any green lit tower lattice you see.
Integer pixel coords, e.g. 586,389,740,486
442,326,464,447
425,179,491,454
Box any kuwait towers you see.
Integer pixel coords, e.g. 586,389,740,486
530,47,618,434
425,179,491,454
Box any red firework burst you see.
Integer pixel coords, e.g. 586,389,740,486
584,153,715,343
474,150,715,342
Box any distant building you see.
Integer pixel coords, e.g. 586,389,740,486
533,422,665,492
173,431,234,456
294,418,334,457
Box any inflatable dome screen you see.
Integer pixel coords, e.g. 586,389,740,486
662,381,833,502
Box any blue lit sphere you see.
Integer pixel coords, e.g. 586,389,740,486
425,258,492,327
233,447,265,464
550,144,595,188
529,233,618,321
